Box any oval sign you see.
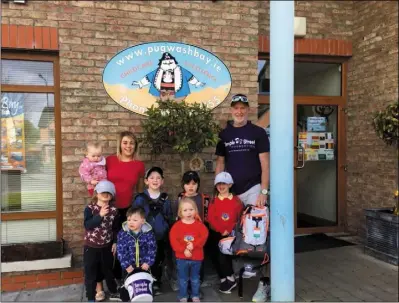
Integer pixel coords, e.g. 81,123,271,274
102,41,232,116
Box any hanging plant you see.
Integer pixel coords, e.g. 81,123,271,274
141,100,221,175
372,102,398,146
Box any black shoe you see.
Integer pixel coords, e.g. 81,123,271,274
218,279,237,294
153,282,162,296
108,292,122,302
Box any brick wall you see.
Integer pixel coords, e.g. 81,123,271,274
1,0,260,267
259,1,353,39
346,1,398,236
1,269,83,292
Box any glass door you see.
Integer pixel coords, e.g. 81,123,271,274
294,102,346,233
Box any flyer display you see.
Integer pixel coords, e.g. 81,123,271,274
1,94,26,171
298,132,334,161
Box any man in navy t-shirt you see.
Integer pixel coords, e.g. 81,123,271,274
215,94,270,300
215,94,270,207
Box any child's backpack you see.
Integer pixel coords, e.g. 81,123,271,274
219,205,269,259
134,193,171,240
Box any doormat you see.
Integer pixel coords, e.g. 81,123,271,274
295,233,355,254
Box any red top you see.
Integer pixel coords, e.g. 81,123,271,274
106,155,145,209
170,220,209,261
207,195,243,234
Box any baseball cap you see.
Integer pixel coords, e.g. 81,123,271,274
231,94,249,106
214,172,234,185
94,180,116,197
145,166,164,179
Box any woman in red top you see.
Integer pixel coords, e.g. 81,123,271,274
170,197,208,302
207,172,242,294
106,131,145,279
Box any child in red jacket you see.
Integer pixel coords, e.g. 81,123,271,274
207,172,243,294
169,197,209,302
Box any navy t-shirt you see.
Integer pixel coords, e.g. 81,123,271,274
215,121,270,195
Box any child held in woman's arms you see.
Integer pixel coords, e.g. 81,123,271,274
79,141,107,196
83,180,120,302
169,198,209,302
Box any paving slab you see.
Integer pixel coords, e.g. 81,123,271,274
1,291,20,302
16,284,84,302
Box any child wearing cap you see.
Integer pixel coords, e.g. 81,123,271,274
207,172,243,294
132,167,172,294
83,180,120,302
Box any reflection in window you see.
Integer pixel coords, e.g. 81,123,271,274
1,60,54,86
1,93,56,212
257,60,342,96
258,60,270,94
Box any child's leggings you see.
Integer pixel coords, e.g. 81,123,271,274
207,229,235,279
84,244,117,301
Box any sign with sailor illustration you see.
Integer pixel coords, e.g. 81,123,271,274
103,42,232,116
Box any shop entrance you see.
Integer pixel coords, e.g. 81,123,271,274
258,59,348,234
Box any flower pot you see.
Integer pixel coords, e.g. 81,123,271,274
364,208,399,266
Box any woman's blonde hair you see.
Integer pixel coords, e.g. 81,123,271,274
177,197,201,221
116,131,139,160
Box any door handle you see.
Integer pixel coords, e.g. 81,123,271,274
294,146,305,169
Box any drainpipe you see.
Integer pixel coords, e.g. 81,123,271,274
270,1,295,302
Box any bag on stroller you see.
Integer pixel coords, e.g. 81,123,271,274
218,204,270,297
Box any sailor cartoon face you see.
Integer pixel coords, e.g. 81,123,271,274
160,58,177,72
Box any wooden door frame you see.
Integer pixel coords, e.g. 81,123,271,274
258,57,348,235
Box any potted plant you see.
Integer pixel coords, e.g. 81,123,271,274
141,100,221,175
364,102,398,265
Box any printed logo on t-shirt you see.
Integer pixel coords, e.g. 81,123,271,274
221,213,230,221
224,137,256,153
184,235,194,242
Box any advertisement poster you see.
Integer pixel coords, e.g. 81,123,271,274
307,116,327,132
1,94,26,171
298,132,334,161
103,42,232,116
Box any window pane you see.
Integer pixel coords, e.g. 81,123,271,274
295,62,341,96
1,60,54,86
1,93,56,212
1,219,56,244
258,60,342,96
258,60,270,94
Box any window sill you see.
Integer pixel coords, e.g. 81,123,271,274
2,253,72,273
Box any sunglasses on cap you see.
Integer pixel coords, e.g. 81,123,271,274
231,95,249,104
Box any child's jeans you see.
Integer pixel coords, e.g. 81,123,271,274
176,258,202,300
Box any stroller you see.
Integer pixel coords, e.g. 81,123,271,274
218,203,270,298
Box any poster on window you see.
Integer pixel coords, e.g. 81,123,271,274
298,132,334,161
1,94,26,171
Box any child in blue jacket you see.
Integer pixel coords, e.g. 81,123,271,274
117,207,157,281
132,167,172,293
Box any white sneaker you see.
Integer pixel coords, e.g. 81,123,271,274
252,280,270,302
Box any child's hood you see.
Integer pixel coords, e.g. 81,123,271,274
121,221,153,234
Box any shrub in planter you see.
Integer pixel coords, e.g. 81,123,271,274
372,102,398,146
141,100,221,175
